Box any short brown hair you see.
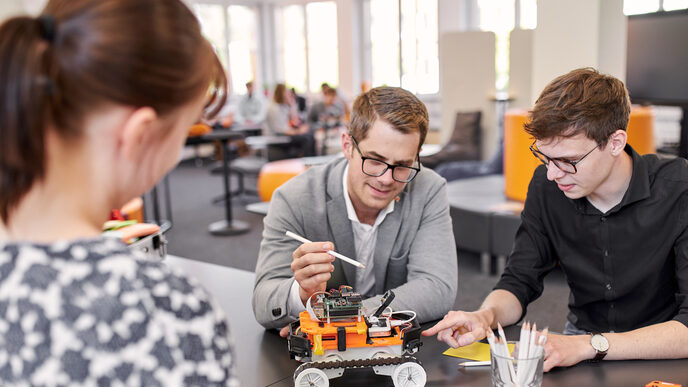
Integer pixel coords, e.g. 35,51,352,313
525,68,631,145
0,0,226,222
349,86,428,150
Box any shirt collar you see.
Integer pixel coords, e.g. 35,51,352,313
342,164,395,227
573,144,650,214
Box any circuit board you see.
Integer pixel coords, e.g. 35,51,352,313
320,289,362,320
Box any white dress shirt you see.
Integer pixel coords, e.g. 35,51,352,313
287,165,395,317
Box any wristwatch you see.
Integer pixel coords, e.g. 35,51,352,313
589,333,609,361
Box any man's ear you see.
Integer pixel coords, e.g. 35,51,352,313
608,129,628,156
119,107,158,161
341,132,353,161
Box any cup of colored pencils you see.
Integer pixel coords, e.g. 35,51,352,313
488,322,547,387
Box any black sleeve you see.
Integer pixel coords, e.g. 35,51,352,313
672,192,688,327
494,167,559,319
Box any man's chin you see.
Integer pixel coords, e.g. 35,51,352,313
363,195,394,210
562,189,585,199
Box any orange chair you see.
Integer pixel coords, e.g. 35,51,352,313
504,109,540,202
257,159,308,202
503,106,656,202
627,106,655,155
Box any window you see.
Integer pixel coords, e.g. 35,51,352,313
663,0,688,11
227,6,260,95
369,0,439,95
370,0,400,88
623,0,688,15
276,1,339,94
193,4,227,68
306,2,339,92
519,0,538,30
623,0,660,15
476,0,537,91
191,2,260,95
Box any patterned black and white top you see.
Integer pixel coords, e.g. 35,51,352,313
0,237,239,386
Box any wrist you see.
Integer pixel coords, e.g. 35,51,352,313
580,334,597,360
298,287,311,306
478,307,496,329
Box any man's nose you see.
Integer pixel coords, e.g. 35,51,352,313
546,162,566,181
377,168,395,185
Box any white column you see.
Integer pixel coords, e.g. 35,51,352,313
530,0,627,103
335,0,360,100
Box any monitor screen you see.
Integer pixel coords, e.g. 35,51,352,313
626,10,688,106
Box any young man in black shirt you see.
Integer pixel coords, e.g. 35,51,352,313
424,68,688,371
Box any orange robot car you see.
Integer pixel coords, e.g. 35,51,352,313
288,287,426,386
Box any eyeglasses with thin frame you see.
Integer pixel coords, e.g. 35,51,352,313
350,136,421,183
529,140,600,174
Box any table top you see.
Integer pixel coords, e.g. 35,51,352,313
164,255,688,387
185,129,246,145
446,175,523,215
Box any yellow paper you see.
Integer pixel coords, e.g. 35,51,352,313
443,342,515,362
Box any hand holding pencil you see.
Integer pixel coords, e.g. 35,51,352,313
286,231,364,306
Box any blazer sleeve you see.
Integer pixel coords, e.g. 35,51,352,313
252,186,308,329
363,177,458,323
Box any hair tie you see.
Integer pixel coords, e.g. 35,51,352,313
37,15,56,43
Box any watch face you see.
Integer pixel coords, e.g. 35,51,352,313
591,334,609,352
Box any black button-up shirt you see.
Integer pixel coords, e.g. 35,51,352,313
496,145,688,333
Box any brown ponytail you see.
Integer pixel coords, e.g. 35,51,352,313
0,16,54,224
0,0,227,223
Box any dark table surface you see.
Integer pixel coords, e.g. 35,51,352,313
165,255,688,387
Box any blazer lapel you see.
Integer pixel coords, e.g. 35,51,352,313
373,200,403,294
326,161,356,287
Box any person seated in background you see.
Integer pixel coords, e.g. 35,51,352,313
266,83,315,157
253,86,458,335
307,87,345,132
0,0,238,385
307,87,346,154
320,82,350,119
424,68,688,371
290,87,308,123
235,80,267,126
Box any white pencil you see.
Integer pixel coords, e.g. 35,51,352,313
458,361,491,367
285,231,366,269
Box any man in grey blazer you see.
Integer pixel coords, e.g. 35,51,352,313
253,87,458,333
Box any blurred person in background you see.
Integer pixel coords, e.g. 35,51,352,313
266,83,314,157
235,80,267,126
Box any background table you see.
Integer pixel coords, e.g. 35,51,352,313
185,130,249,235
164,255,688,387
447,175,523,275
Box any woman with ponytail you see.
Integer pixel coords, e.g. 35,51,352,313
0,0,238,385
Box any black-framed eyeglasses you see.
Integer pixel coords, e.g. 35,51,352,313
350,136,421,183
529,140,600,174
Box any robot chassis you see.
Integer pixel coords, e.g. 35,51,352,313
287,288,427,387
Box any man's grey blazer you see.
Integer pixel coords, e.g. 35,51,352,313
252,157,458,329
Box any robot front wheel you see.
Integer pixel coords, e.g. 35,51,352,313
294,368,329,387
392,362,427,387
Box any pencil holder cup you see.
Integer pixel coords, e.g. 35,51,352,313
490,341,544,387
